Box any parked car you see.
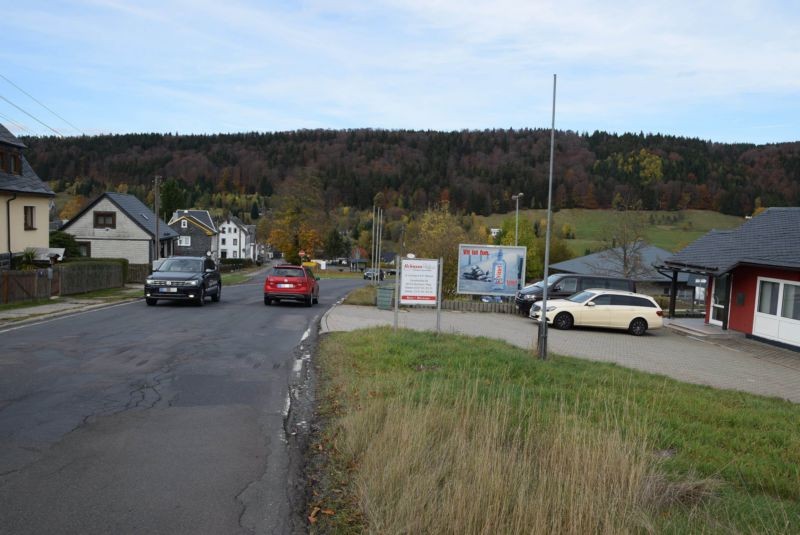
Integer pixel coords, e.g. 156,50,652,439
363,268,384,280
515,274,636,315
264,264,319,307
144,256,221,306
529,289,663,336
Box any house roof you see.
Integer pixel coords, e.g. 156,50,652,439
62,192,178,240
551,243,689,282
169,209,218,234
663,208,800,275
0,123,26,149
220,215,248,232
0,123,54,197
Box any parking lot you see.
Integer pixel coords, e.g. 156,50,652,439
322,305,800,403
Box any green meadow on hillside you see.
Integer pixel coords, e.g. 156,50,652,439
479,209,745,255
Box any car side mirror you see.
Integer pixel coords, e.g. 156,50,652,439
552,285,561,292
205,268,215,273
586,301,596,307
315,275,320,281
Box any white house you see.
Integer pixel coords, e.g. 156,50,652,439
218,215,256,261
60,192,177,267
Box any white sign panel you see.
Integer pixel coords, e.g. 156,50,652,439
400,258,439,306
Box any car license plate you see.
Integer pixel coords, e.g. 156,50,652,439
159,287,178,293
277,283,293,288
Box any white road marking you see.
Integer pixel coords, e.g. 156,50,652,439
300,328,310,342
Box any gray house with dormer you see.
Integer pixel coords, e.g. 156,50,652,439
168,210,219,260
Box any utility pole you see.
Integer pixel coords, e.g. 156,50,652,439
154,175,161,262
538,74,557,360
512,192,524,246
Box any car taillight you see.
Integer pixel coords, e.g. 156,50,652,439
656,310,663,317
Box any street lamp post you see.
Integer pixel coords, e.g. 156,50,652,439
511,193,524,246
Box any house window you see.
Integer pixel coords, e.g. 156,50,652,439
178,236,191,247
24,206,36,230
93,211,116,229
233,251,238,258
181,220,188,229
757,280,780,315
221,227,226,233
77,242,91,257
782,283,800,321
233,239,238,246
221,238,226,245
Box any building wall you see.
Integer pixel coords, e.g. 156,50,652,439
728,266,800,334
219,222,248,259
84,238,151,264
170,220,215,258
0,194,51,253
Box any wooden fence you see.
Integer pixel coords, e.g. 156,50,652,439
442,299,518,314
1,262,125,304
0,270,52,304
128,264,150,283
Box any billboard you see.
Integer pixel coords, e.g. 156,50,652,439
400,258,439,305
456,244,526,297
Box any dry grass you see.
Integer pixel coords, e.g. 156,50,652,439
343,285,376,306
332,383,712,534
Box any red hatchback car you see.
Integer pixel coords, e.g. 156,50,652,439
263,265,320,307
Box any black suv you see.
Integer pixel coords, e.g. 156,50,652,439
514,274,636,315
145,256,222,306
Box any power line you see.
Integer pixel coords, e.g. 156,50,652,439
0,74,84,135
0,111,31,134
0,94,64,137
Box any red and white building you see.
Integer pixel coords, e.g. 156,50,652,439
662,208,800,350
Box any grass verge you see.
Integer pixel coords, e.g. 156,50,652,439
308,328,800,533
342,285,375,306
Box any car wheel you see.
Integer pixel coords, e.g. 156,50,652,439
146,298,157,306
264,296,271,306
196,287,205,306
305,295,313,307
312,292,318,304
553,312,574,330
629,318,648,336
211,284,221,302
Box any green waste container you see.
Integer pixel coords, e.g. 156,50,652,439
376,284,395,310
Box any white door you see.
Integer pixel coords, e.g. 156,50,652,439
709,275,729,326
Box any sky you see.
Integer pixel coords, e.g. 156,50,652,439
2,0,799,144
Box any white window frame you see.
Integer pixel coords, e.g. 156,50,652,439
178,236,191,247
181,220,188,229
753,276,800,347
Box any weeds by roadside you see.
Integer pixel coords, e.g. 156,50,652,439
308,328,800,534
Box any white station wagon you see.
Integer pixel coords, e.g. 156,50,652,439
529,289,664,336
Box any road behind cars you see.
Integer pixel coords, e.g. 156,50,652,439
322,305,800,403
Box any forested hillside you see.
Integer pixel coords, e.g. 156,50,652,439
22,129,800,217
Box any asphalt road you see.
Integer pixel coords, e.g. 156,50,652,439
0,276,363,535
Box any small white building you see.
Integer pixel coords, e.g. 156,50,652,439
218,215,256,261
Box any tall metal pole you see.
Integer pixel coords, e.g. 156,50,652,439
154,175,161,262
376,208,383,287
512,192,523,246
538,74,557,360
371,204,377,283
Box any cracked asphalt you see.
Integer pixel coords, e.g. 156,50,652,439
0,277,362,535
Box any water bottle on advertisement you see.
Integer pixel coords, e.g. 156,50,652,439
491,250,506,290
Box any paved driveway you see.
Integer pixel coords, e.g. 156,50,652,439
322,305,800,403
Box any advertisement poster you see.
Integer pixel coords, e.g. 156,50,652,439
400,258,439,306
456,244,526,297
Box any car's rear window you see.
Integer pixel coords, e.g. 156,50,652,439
272,267,305,277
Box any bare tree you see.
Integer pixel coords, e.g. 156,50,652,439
595,210,650,279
